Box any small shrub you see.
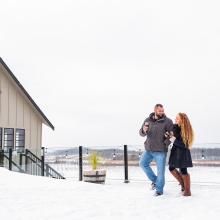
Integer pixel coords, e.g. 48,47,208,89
88,152,101,170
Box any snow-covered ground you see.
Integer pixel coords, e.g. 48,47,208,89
0,167,220,220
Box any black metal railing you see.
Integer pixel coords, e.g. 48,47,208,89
45,163,65,179
0,148,65,179
3,149,25,173
45,145,220,182
25,149,65,179
25,149,43,176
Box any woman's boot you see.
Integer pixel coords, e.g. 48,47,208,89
170,169,184,192
182,174,191,196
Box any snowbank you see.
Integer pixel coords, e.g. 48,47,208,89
0,167,220,220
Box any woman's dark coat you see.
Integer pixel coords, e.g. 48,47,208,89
168,124,193,168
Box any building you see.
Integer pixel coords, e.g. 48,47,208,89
0,57,54,156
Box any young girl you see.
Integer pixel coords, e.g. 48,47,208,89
168,113,194,196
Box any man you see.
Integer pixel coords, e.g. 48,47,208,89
139,104,173,196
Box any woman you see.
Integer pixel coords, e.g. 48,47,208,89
168,113,194,196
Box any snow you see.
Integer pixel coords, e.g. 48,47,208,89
0,167,220,220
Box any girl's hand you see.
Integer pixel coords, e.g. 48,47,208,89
168,143,173,149
169,136,176,143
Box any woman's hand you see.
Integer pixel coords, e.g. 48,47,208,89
169,136,176,143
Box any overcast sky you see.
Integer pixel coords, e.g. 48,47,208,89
0,0,220,148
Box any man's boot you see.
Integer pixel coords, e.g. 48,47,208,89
170,169,184,192
182,174,191,196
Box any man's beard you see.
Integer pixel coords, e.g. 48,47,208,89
155,114,164,119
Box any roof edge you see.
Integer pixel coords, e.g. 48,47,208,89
0,57,55,130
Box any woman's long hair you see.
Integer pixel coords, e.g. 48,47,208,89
178,113,194,148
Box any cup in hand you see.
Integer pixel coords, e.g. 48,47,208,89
164,131,170,138
143,122,149,133
144,122,149,127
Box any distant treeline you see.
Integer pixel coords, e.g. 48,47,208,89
191,148,220,160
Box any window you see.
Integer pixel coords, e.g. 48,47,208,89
0,128,2,149
15,129,25,151
4,128,14,150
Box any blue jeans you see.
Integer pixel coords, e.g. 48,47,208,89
139,150,167,194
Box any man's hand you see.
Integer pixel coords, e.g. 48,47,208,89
164,131,170,138
143,125,149,133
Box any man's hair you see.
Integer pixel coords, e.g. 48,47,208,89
155,103,164,108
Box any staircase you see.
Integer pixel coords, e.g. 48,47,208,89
0,148,65,179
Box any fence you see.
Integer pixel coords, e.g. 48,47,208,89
45,145,220,182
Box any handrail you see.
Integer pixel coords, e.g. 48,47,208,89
1,149,65,179
25,149,65,179
3,154,25,173
26,155,42,168
25,149,42,163
45,164,65,179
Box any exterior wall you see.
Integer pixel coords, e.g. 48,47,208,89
0,64,42,155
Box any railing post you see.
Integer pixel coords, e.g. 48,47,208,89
25,149,28,172
19,153,23,167
9,148,12,171
41,147,45,176
124,145,129,183
79,146,83,181
46,164,49,177
0,149,4,167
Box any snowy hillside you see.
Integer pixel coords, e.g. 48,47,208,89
0,167,220,220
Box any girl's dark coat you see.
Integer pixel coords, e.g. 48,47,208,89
168,124,193,168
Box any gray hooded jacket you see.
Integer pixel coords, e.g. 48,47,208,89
139,113,173,152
